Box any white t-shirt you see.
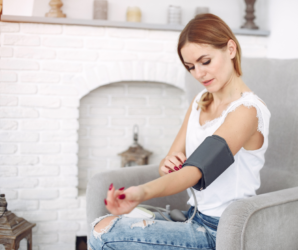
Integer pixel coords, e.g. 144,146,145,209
186,89,271,217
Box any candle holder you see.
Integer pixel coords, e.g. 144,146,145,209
126,7,141,22
167,5,182,25
93,0,108,20
241,0,258,29
46,0,66,18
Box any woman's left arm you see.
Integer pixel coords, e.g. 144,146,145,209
213,105,260,155
105,105,259,215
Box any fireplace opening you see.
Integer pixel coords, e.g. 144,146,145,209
77,81,188,193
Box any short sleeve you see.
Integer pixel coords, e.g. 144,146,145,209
223,95,271,137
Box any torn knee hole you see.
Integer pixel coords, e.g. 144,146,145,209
94,216,118,233
93,216,119,240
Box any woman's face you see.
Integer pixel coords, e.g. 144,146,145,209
180,41,236,93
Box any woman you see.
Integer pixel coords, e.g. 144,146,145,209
88,13,270,250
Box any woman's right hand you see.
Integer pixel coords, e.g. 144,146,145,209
160,152,186,175
105,184,145,216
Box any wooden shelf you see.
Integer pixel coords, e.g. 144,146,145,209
0,15,270,36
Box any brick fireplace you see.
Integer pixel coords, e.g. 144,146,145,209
0,20,268,250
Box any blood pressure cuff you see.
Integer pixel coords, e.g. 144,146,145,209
182,135,234,191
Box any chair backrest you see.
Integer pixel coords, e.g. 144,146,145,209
185,58,298,193
241,58,298,193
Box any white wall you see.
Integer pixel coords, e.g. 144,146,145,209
3,0,35,16
267,0,298,59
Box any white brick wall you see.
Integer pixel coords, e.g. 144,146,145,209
0,20,268,250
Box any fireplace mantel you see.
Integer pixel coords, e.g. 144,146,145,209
1,15,270,36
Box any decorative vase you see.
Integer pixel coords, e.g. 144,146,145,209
167,5,181,25
93,0,108,20
241,0,258,29
126,7,141,22
45,0,66,18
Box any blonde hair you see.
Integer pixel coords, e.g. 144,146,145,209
177,13,242,111
197,92,213,111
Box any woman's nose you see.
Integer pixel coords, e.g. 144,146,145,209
193,66,206,80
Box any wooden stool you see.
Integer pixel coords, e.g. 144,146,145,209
0,195,36,250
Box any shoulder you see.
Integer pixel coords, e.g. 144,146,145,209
225,104,258,126
221,92,270,138
233,92,270,113
228,92,270,126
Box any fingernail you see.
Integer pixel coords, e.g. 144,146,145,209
109,183,113,190
179,165,182,169
104,199,107,205
168,170,173,173
119,187,125,191
184,160,186,162
118,194,125,200
174,167,179,171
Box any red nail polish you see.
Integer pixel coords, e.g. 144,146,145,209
179,165,182,169
174,167,179,171
169,169,173,173
119,187,125,191
104,199,107,205
118,194,125,200
109,183,113,190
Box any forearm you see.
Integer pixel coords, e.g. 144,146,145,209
140,166,202,202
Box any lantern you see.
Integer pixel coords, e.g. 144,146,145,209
0,194,36,249
118,125,152,167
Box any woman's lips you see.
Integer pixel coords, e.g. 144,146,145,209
203,79,214,86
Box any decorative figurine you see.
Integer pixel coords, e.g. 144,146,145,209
126,6,142,22
241,0,259,29
45,0,66,18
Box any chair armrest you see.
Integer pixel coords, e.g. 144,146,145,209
216,186,298,250
86,164,189,227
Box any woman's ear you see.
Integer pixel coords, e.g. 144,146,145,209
227,39,237,59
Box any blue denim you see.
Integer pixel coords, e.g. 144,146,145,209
88,206,220,250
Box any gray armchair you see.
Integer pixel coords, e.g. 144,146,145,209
86,58,298,249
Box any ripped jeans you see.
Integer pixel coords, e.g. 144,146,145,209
88,206,220,250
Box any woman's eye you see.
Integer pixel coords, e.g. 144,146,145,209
202,60,211,65
188,66,195,71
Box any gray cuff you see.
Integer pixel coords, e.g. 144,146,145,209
182,135,234,191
